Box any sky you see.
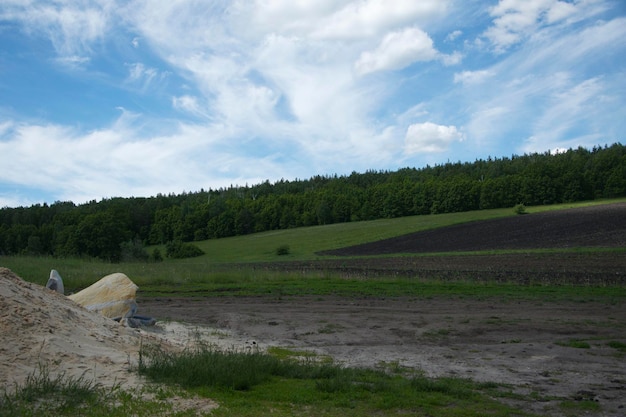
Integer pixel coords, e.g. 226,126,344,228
1,0,625,208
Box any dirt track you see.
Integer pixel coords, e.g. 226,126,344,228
140,203,626,416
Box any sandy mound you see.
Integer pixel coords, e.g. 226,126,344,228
0,268,149,390
0,267,245,397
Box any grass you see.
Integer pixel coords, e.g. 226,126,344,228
3,256,625,300
607,341,626,353
555,339,592,349
137,342,533,417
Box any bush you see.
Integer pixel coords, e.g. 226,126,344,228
275,245,290,256
165,240,204,259
120,238,149,262
513,203,527,215
150,248,163,262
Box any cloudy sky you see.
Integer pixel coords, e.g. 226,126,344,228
1,0,625,207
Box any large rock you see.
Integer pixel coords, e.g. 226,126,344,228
46,269,65,294
68,273,138,320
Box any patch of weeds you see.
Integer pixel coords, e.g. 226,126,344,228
267,346,331,363
559,399,601,416
318,323,344,334
607,341,626,353
555,339,591,349
376,360,409,375
422,328,452,338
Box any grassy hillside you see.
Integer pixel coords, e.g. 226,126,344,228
2,199,624,294
187,199,622,263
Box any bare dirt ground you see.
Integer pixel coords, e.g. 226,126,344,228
139,295,626,416
138,203,626,416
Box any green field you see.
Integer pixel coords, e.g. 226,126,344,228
2,199,626,300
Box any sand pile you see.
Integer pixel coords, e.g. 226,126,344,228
0,267,150,390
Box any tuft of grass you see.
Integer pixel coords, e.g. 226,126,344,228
555,339,591,349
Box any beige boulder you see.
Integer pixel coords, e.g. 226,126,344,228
68,272,138,320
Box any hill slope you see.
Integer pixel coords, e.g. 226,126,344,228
320,202,626,256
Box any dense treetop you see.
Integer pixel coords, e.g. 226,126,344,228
1,144,624,261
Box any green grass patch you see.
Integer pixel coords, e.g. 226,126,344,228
138,343,532,416
607,341,626,353
3,256,625,301
555,339,592,349
559,399,601,416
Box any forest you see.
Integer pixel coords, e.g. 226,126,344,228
0,143,624,261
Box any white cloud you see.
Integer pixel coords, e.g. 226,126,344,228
446,30,462,42
453,69,493,85
355,27,439,75
0,113,293,204
404,122,463,154
482,0,606,52
311,0,448,40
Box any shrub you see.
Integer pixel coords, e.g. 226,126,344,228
513,203,527,215
275,245,291,256
150,248,163,262
120,238,149,262
165,240,204,259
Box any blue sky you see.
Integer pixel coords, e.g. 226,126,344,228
1,0,625,208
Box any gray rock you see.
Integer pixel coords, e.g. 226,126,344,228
46,269,64,295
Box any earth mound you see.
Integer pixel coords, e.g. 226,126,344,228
0,267,144,390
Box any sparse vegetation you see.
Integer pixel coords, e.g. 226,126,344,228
137,343,527,416
556,339,591,349
0,364,194,417
607,341,626,353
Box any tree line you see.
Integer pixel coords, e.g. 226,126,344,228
1,144,624,261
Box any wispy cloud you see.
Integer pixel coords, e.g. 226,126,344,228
453,69,493,85
482,0,608,52
1,0,113,63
